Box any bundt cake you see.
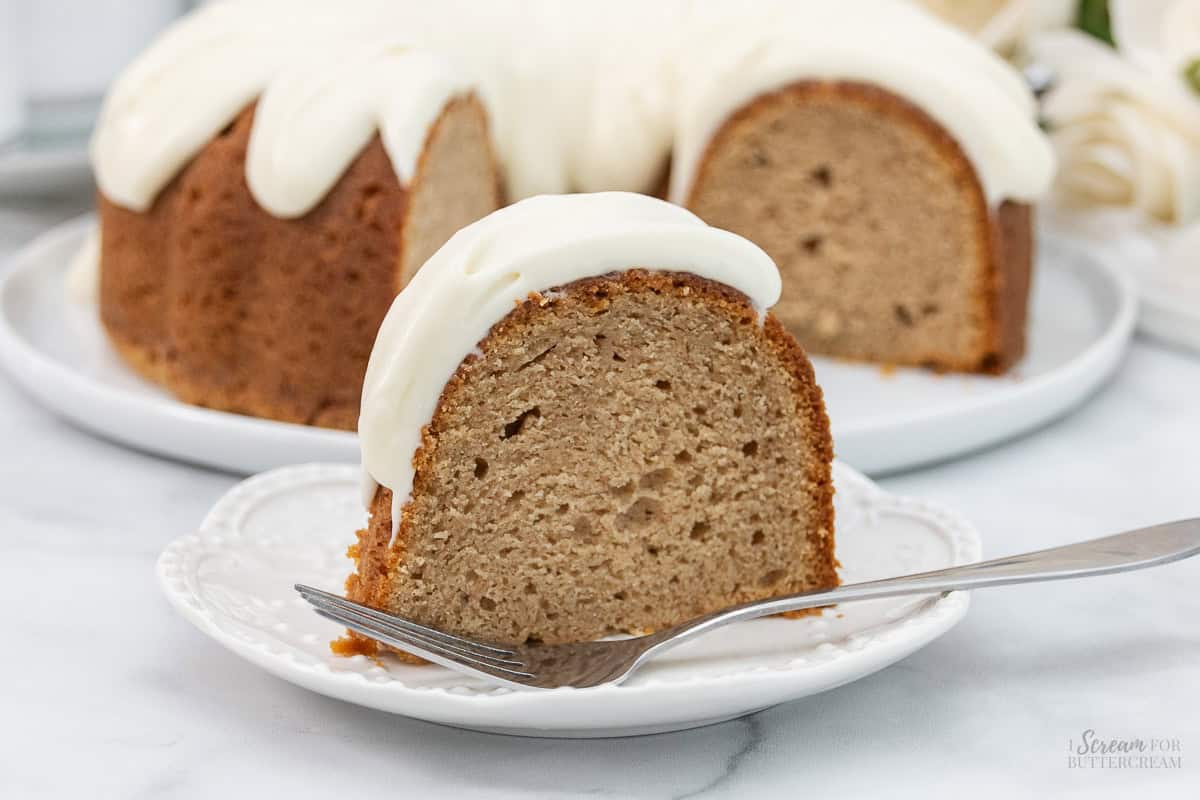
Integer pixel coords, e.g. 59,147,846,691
78,0,1055,428
338,193,837,652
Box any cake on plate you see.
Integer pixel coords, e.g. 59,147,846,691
79,0,1055,428
92,36,501,428
338,193,837,652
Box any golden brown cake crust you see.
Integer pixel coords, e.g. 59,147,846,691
337,270,837,657
685,80,1034,375
98,95,500,429
988,201,1033,372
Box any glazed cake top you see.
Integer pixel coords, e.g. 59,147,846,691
357,192,781,530
90,0,1055,216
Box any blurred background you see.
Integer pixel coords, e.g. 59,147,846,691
0,1,195,195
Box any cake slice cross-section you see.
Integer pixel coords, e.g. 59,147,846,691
684,81,1034,374
340,192,837,653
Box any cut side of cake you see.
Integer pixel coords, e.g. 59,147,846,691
686,81,1033,373
98,94,500,429
339,193,836,652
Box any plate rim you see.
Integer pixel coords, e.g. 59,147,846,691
155,461,979,712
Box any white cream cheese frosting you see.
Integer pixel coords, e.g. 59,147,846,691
357,192,781,528
246,42,469,217
91,2,351,212
90,1,468,216
90,0,1053,218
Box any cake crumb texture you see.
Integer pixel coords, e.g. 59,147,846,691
688,80,1033,373
342,270,837,647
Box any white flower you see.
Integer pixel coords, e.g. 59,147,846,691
1031,0,1200,224
1111,0,1200,77
912,0,1075,52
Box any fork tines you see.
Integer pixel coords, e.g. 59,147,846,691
294,584,534,677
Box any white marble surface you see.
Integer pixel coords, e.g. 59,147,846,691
0,199,1197,799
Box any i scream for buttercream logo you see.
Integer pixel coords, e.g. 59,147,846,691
1067,729,1183,769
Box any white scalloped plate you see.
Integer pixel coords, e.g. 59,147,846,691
0,216,1134,475
156,462,981,738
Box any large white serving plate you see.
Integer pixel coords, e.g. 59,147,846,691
0,216,1136,475
156,461,980,738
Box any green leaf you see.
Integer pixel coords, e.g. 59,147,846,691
1185,59,1200,95
1077,0,1114,46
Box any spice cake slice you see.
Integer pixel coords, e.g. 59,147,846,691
685,81,1034,374
338,192,836,654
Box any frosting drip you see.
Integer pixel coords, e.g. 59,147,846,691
247,42,468,217
356,193,781,528
91,3,361,212
91,0,1054,216
667,0,1053,205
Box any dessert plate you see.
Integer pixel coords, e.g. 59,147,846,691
156,461,981,738
0,216,1136,475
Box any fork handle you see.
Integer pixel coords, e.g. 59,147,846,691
658,517,1200,645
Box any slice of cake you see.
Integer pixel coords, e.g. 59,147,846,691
683,81,1033,373
668,2,1051,374
338,193,836,653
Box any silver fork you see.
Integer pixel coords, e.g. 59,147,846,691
297,518,1200,690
